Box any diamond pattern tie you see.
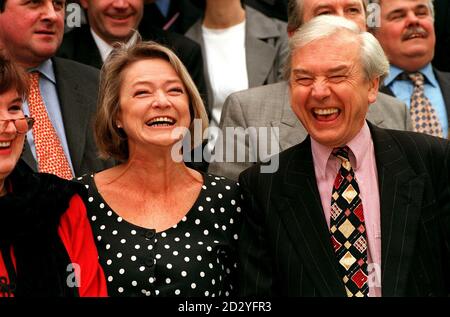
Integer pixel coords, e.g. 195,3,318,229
28,72,74,179
330,146,368,297
408,72,443,138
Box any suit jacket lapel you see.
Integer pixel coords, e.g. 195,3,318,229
434,69,450,131
245,6,281,87
185,20,214,111
366,102,385,126
369,123,425,296
379,85,395,98
270,82,308,151
21,142,38,172
52,58,90,175
80,25,103,69
276,139,346,296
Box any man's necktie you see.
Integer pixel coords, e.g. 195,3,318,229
408,72,443,138
330,146,368,297
28,72,74,179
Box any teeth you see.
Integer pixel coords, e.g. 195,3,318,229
0,141,11,148
314,108,339,115
148,117,175,125
408,33,423,39
110,15,130,19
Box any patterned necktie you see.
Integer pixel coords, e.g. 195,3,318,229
28,72,74,179
408,72,443,138
330,146,368,297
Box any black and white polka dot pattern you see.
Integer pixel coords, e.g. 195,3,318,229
77,173,242,297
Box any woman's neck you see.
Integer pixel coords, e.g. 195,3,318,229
203,0,245,29
99,147,201,195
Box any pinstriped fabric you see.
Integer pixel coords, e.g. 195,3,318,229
371,126,450,296
238,126,450,296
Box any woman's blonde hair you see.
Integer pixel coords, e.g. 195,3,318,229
95,40,209,162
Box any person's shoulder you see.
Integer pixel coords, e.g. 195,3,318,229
52,56,100,80
74,173,95,186
376,92,405,108
60,24,91,44
374,126,450,157
58,25,92,54
203,173,240,190
202,173,244,215
245,5,287,33
143,27,201,52
227,81,288,103
239,142,304,185
434,68,450,83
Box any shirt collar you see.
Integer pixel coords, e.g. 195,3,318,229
28,59,56,84
420,63,439,88
384,63,438,88
383,64,403,87
90,27,114,62
90,28,139,62
311,121,372,179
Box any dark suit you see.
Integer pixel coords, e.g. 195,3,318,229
57,24,208,105
380,68,450,134
21,57,114,176
238,123,450,296
433,0,450,72
138,0,202,34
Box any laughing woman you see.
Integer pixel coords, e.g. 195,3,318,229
77,42,243,297
0,54,107,297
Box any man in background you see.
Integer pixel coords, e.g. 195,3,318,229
208,0,412,180
0,0,112,178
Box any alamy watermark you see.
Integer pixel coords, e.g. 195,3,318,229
170,119,280,174
63,3,382,29
65,3,83,28
66,263,81,288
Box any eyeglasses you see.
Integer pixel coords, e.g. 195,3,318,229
0,116,35,134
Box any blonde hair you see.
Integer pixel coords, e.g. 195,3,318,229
95,41,209,162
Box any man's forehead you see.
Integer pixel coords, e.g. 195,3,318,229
292,63,351,74
306,0,365,9
380,0,430,10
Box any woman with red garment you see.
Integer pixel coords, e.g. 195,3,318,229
0,53,107,297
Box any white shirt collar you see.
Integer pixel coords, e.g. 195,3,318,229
90,28,139,62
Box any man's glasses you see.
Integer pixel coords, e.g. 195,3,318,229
0,116,35,134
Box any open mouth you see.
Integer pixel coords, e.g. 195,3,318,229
146,116,176,127
405,33,426,40
312,108,340,121
108,14,133,21
0,141,12,149
35,30,55,35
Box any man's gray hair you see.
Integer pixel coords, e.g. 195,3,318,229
285,15,389,82
287,0,369,32
368,0,435,19
285,15,389,80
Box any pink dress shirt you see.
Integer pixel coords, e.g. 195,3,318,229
311,122,382,297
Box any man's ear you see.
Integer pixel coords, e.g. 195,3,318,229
368,76,380,105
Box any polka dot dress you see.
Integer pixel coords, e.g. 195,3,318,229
77,173,243,297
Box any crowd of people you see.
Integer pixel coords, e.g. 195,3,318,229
0,0,449,298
